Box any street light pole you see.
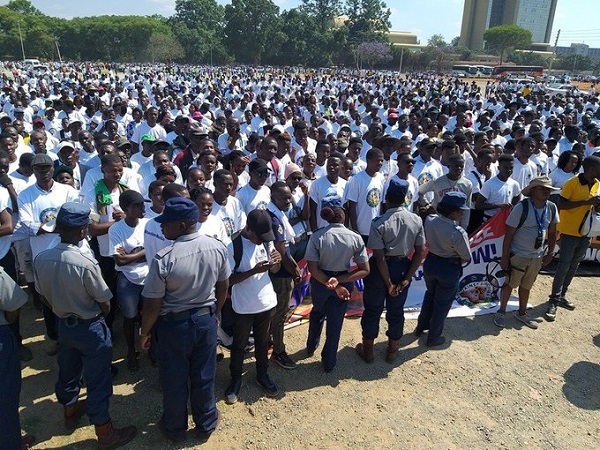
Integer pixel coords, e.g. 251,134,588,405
17,22,25,60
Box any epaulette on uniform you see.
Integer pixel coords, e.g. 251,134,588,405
156,245,174,259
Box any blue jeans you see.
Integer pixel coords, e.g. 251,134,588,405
56,317,113,425
417,254,462,343
550,234,591,302
116,273,144,319
156,310,218,436
307,279,351,372
361,256,412,340
0,325,22,450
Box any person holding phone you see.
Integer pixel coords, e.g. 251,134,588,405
224,209,282,404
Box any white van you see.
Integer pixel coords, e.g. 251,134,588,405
23,58,40,66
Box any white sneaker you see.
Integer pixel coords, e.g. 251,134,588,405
515,312,538,329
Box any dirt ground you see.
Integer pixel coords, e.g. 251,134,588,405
17,273,599,450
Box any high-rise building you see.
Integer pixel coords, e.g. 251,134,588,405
459,0,558,50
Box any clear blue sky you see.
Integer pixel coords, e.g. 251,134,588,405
2,0,599,47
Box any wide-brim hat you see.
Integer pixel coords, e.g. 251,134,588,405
521,176,560,197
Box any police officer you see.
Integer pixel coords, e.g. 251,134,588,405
305,194,370,372
140,198,230,443
357,178,426,363
33,203,137,450
0,266,32,450
415,192,471,347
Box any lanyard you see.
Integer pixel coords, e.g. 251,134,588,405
531,199,547,232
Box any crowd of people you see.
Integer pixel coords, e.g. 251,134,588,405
0,63,599,449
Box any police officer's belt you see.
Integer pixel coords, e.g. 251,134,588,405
161,306,212,322
62,315,103,327
385,254,407,261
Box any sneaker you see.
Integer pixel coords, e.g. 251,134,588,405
558,298,576,311
494,312,506,328
515,312,538,329
545,303,557,322
256,373,279,397
271,351,297,370
225,378,242,405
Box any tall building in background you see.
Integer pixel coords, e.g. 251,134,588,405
459,0,558,50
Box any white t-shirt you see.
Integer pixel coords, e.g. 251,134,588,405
130,122,167,152
81,166,142,198
549,168,575,192
197,215,230,244
109,218,149,285
18,182,79,259
88,189,122,257
228,237,277,314
287,187,309,237
530,152,549,177
344,170,384,236
144,218,172,266
236,183,271,214
466,169,487,196
479,176,521,217
211,196,246,238
413,156,444,203
511,158,538,191
309,175,347,229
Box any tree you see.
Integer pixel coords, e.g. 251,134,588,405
6,0,42,15
427,34,447,48
224,0,282,65
345,0,391,43
299,0,341,35
450,36,460,47
483,25,531,64
356,41,392,69
146,32,185,62
170,0,226,63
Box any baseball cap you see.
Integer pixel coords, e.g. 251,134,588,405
156,197,199,223
249,159,271,173
141,133,156,144
247,209,275,243
321,193,343,209
57,141,76,152
55,202,91,229
119,190,145,209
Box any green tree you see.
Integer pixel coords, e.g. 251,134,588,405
6,0,42,15
450,36,460,47
342,0,390,66
146,32,185,62
224,0,282,65
427,34,447,48
555,54,593,73
170,0,226,63
299,0,341,34
483,24,531,64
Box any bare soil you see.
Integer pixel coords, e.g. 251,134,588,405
19,273,600,449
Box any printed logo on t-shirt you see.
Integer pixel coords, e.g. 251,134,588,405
39,207,58,226
365,187,381,208
222,216,235,237
418,171,432,186
255,201,268,210
402,191,413,207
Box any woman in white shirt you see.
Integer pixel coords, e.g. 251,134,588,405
549,150,581,203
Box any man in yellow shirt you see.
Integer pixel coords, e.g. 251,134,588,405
545,156,600,321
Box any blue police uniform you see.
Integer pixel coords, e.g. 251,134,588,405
0,266,29,450
304,196,369,372
416,193,471,346
142,198,230,441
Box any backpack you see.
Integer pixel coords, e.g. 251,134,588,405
515,198,556,230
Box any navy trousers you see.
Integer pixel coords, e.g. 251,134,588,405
56,317,113,425
306,279,351,372
417,254,462,343
156,310,218,435
362,256,412,341
0,325,22,450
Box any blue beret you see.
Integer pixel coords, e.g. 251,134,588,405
56,202,90,228
386,177,409,200
321,194,343,209
439,191,469,210
156,198,198,223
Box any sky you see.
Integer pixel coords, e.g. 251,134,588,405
1,0,599,48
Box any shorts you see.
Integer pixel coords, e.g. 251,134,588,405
507,254,543,290
116,272,144,319
12,239,33,283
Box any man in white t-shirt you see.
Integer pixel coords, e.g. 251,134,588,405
130,107,167,153
412,138,444,205
345,148,385,241
476,154,521,220
309,155,348,230
511,137,538,191
224,210,282,404
236,159,272,214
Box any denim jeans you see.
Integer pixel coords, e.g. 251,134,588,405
550,234,591,302
116,273,144,319
56,317,113,425
0,325,22,450
156,310,218,435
